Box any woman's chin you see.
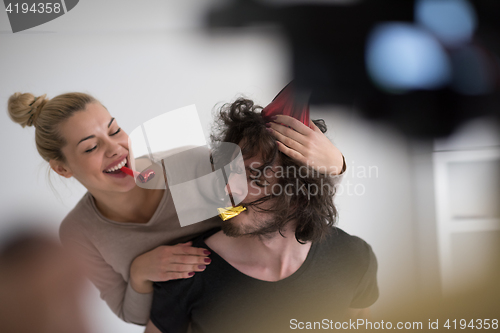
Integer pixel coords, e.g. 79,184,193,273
96,172,137,192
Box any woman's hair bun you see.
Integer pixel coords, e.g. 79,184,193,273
7,92,48,128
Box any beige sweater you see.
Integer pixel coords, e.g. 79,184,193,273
59,147,223,325
59,187,221,325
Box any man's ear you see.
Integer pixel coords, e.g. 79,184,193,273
49,159,73,178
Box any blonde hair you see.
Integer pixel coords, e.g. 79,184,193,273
8,92,97,163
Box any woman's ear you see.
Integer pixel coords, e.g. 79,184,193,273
49,159,73,178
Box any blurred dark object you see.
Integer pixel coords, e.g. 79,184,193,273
207,0,500,139
0,231,88,333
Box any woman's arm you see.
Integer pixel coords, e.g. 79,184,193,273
59,226,153,324
62,240,210,324
266,115,345,175
144,320,162,333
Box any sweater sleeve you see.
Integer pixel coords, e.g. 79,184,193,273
59,219,152,325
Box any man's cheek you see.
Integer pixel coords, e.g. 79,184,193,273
248,181,264,196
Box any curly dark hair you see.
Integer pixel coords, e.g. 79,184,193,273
210,98,338,243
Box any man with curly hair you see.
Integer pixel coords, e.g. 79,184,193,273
145,98,378,333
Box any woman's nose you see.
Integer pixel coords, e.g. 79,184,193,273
104,138,122,158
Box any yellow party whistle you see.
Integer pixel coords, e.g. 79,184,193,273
217,206,247,221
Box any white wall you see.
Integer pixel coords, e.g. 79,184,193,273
0,1,440,332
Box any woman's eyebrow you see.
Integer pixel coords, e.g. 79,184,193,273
77,118,115,146
77,135,95,146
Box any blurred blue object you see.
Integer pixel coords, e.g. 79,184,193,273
416,0,477,46
366,23,452,92
207,0,500,138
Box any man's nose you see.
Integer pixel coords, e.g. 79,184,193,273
225,172,246,199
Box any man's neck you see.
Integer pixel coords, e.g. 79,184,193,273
205,226,312,282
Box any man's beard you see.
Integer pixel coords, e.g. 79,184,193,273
221,211,282,238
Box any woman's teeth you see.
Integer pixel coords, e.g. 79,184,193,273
105,158,127,173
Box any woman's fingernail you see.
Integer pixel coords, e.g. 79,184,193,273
204,258,212,263
270,116,278,120
203,250,211,255
266,128,273,133
188,272,195,276
198,265,206,270
265,123,272,128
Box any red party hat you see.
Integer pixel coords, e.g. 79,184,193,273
261,82,310,127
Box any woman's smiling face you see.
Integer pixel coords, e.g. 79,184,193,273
56,102,136,194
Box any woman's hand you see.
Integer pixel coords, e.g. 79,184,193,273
130,241,211,294
266,115,345,175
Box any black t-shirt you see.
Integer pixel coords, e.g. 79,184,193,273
151,227,378,333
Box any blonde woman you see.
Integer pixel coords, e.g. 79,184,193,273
7,92,344,325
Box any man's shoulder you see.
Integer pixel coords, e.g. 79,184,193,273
324,227,371,245
190,227,222,248
318,227,375,261
153,227,222,289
